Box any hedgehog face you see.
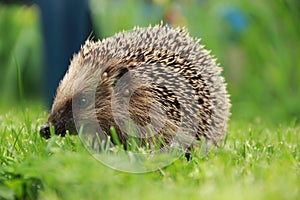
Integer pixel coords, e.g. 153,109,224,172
39,53,94,137
46,99,76,137
40,53,136,138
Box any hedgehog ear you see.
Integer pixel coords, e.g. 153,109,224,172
113,67,130,87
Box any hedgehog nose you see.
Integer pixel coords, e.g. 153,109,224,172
40,123,51,139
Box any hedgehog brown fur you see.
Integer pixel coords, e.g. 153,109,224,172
40,24,231,149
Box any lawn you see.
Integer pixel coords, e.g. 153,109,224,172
0,105,299,199
0,0,299,199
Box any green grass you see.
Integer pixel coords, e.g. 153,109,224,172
0,1,299,199
0,105,299,199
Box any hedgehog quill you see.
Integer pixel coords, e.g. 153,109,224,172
40,24,231,151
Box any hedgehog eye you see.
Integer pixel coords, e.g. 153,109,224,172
74,93,92,109
78,97,89,108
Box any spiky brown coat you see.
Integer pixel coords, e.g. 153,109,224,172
40,24,231,148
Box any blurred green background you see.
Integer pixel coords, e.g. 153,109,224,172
0,0,299,124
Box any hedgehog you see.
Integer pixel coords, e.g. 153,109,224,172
40,24,231,151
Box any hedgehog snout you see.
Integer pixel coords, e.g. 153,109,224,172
40,123,51,139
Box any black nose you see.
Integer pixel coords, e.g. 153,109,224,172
40,124,51,139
